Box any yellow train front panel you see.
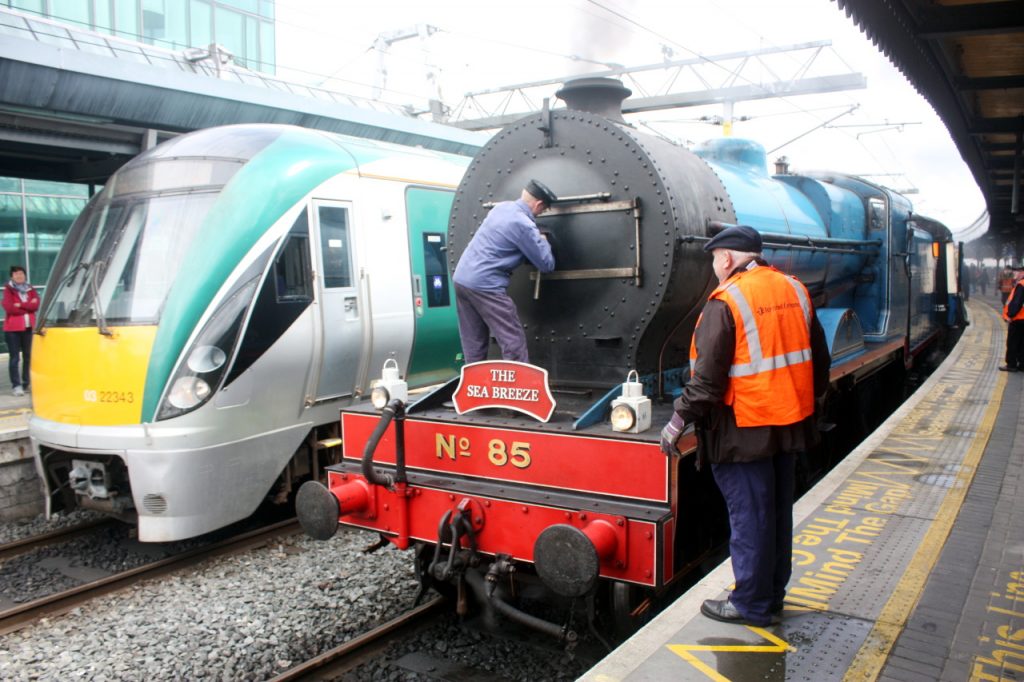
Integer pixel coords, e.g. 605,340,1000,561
31,326,158,426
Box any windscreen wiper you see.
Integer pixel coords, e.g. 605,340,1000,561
88,262,113,337
35,261,90,336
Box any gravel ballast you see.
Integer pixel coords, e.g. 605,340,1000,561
0,529,418,680
0,510,106,545
0,526,594,681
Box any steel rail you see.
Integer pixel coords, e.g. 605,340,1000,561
0,518,117,561
0,518,300,635
269,595,447,682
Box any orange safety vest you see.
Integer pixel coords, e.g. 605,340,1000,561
1003,282,1024,322
690,264,815,428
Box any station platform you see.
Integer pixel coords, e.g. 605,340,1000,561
0,353,37,520
583,296,1022,681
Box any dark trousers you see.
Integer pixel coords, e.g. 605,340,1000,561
1007,321,1024,369
454,283,529,364
711,451,795,625
5,329,32,388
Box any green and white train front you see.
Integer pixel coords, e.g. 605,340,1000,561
30,124,472,541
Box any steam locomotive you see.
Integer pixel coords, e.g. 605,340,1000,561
297,78,964,639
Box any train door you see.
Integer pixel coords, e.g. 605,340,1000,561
907,225,936,350
405,187,461,384
309,200,363,400
946,241,965,326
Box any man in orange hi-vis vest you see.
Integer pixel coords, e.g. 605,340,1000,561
1001,270,1024,372
660,225,831,627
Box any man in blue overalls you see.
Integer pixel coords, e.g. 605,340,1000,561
452,179,556,364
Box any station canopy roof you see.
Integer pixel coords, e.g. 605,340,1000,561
836,0,1024,238
0,7,483,185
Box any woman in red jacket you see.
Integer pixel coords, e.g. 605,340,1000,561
3,266,40,396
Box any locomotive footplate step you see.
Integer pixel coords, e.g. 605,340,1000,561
583,299,1022,681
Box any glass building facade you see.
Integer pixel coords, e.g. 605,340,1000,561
0,179,90,351
2,0,275,73
0,1,278,350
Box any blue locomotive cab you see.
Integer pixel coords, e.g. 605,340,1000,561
693,137,960,368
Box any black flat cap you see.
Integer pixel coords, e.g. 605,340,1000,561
525,179,557,205
703,225,762,253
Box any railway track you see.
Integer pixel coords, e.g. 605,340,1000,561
270,595,448,681
0,518,300,635
0,518,118,561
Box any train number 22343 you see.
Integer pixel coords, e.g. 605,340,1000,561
435,433,531,469
84,390,135,404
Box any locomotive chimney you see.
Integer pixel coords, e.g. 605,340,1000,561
555,77,632,123
774,156,791,175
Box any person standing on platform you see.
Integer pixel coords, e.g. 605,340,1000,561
659,225,831,627
999,267,1014,304
452,179,556,364
1002,271,1024,372
977,266,988,297
2,265,40,396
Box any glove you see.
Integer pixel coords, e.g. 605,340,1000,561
660,412,685,456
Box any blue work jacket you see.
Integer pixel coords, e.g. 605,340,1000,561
452,199,554,292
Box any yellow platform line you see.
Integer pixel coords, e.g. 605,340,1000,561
843,305,1007,681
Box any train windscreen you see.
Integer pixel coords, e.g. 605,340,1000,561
40,190,218,327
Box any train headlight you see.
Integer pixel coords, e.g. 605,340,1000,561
155,272,262,421
610,404,636,431
167,376,212,409
610,370,651,433
187,345,227,373
370,384,390,410
370,358,407,410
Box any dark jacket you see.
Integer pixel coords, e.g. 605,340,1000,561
673,263,831,465
1006,281,1024,320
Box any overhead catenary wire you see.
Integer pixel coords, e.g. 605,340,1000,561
581,0,915,188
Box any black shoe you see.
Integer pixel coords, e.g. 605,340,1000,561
770,601,784,615
700,599,776,626
999,366,1019,372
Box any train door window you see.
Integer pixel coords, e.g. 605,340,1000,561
317,206,352,288
422,233,450,307
275,211,312,302
868,198,887,232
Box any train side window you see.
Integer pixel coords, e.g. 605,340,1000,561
318,206,352,289
868,198,887,231
275,212,312,303
423,233,450,307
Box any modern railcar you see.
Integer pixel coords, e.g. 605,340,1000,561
297,78,965,640
31,124,477,541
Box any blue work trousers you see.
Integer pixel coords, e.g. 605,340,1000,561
454,283,529,364
1006,320,1024,370
711,451,795,625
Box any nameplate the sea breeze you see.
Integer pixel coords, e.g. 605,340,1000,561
452,361,556,422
